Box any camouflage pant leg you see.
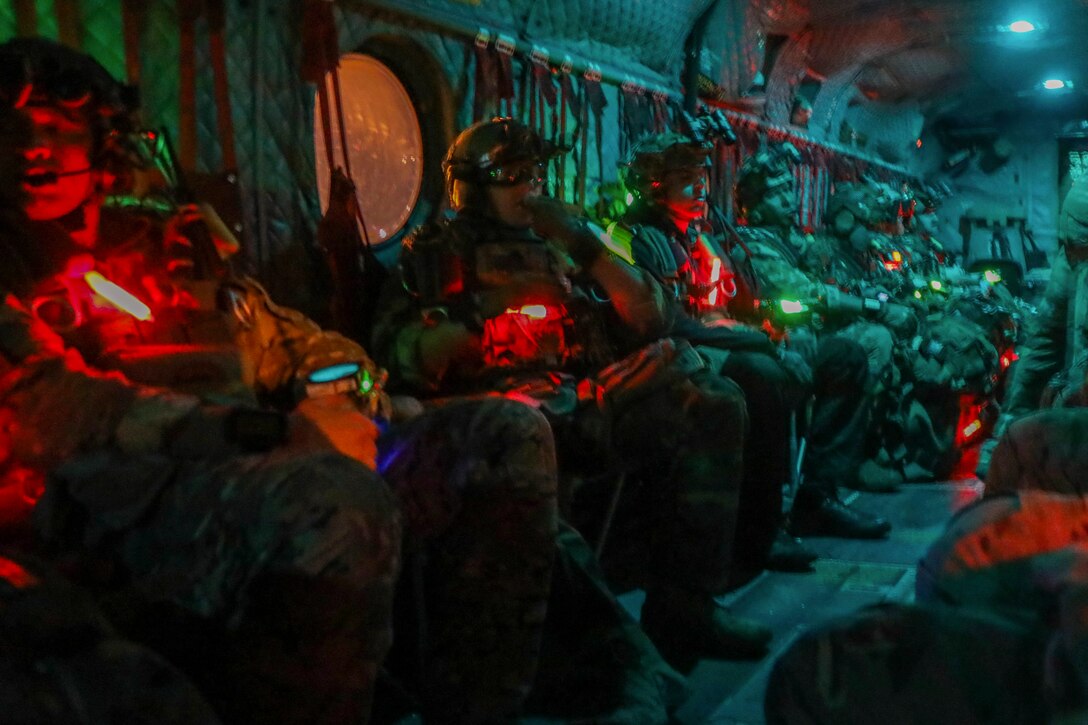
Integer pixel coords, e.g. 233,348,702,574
802,335,871,496
985,408,1088,497
37,448,401,725
607,367,748,595
378,397,559,722
718,350,794,574
838,321,896,382
525,522,685,723
0,553,221,724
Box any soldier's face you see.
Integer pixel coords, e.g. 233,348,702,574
486,168,543,228
18,105,96,221
758,184,796,227
659,166,708,227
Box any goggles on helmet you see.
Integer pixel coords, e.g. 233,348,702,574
484,160,547,187
0,39,127,114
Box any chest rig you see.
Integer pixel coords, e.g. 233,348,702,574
406,218,611,375
663,228,737,317
25,214,238,393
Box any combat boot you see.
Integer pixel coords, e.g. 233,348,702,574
848,459,904,493
640,586,771,667
766,528,818,572
788,488,891,540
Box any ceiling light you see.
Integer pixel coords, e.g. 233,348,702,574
1008,20,1036,33
1043,79,1069,90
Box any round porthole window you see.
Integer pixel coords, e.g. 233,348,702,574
314,53,424,245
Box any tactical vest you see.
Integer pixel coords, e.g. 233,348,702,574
23,210,242,396
729,225,824,324
404,217,614,379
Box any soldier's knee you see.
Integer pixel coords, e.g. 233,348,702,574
815,337,868,391
725,352,791,411
479,398,555,455
683,370,748,440
271,452,401,584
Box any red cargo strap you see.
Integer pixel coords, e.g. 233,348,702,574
177,0,200,172
206,0,237,170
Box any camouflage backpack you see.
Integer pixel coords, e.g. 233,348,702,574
912,314,1000,395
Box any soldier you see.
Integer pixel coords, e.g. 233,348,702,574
373,117,774,665
822,178,1006,480
614,131,816,572
0,552,222,724
729,145,895,537
982,178,1088,494
0,37,401,724
0,38,567,725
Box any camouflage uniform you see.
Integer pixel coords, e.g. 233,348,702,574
0,552,222,724
378,396,558,721
977,183,1088,488
0,224,402,725
619,200,798,572
727,217,889,496
18,206,567,723
374,212,748,598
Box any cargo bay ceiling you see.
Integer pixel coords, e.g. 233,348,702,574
704,0,1088,126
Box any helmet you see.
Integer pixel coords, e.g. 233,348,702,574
442,118,562,211
736,145,797,206
622,132,710,199
826,183,875,232
0,37,137,162
1060,178,1088,245
735,144,798,217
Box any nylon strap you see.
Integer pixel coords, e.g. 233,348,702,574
54,0,82,49
13,0,36,37
121,0,144,84
576,80,589,206
299,0,337,171
177,0,201,172
206,0,237,170
472,30,497,120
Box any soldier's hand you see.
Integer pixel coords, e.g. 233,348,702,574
879,302,916,336
290,394,379,469
778,349,814,390
523,196,602,265
163,203,241,275
389,395,425,423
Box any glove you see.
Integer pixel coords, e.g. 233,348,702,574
778,349,814,390
878,302,917,336
523,196,604,267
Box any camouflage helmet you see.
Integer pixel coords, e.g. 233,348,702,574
735,143,798,214
0,37,136,139
621,132,710,199
443,117,562,210
1060,178,1088,245
826,182,875,230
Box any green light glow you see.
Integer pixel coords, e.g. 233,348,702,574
929,280,943,291
984,270,1002,284
780,300,805,314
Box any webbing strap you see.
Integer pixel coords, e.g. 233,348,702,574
54,0,82,49
13,0,37,37
177,0,200,172
206,0,237,170
121,0,144,84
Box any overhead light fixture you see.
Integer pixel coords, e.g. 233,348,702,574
1043,79,1071,90
1008,20,1036,33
